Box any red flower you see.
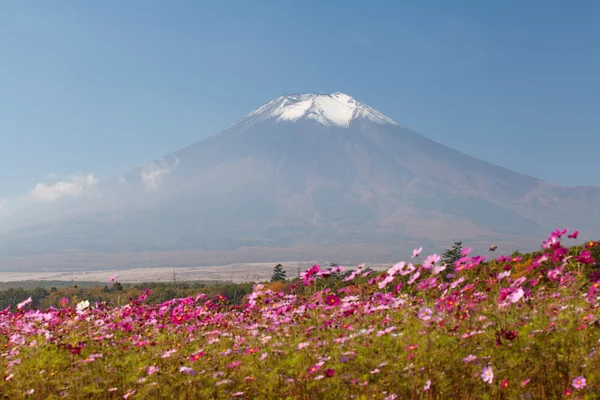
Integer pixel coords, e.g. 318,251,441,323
324,369,335,378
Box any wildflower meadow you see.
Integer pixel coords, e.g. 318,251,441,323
1,229,600,399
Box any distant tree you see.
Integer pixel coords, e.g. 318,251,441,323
271,264,287,282
442,241,463,268
113,282,123,292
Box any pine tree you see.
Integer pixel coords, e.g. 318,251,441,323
442,241,463,267
271,264,287,282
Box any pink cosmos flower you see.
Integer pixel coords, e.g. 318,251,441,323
423,254,440,268
378,275,395,289
412,247,422,258
307,364,320,376
108,274,117,282
399,263,416,276
388,261,405,276
572,376,586,389
296,342,310,350
161,349,177,359
17,297,32,310
432,264,446,275
498,271,511,280
418,307,433,321
179,366,196,376
508,288,524,304
481,366,493,384
568,230,579,239
407,270,420,285
147,365,158,375
463,354,477,363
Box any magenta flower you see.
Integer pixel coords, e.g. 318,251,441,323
307,364,321,376
324,294,341,307
108,274,117,282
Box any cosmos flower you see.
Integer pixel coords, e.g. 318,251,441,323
463,354,477,363
76,300,90,313
418,307,433,321
179,366,196,376
17,297,32,310
481,366,493,384
572,376,586,389
412,247,423,258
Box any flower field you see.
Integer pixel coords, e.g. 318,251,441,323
1,230,600,399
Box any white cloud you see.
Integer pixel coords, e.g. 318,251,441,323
141,158,179,189
30,173,98,202
0,198,7,211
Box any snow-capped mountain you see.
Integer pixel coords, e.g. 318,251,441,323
238,92,399,127
1,92,599,270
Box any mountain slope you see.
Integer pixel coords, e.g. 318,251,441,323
0,92,599,269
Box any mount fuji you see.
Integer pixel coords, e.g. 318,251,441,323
1,92,599,270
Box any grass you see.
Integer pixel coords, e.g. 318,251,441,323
0,230,599,399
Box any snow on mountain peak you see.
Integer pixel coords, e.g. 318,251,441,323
241,92,399,128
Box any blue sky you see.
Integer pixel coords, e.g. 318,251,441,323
1,0,599,204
